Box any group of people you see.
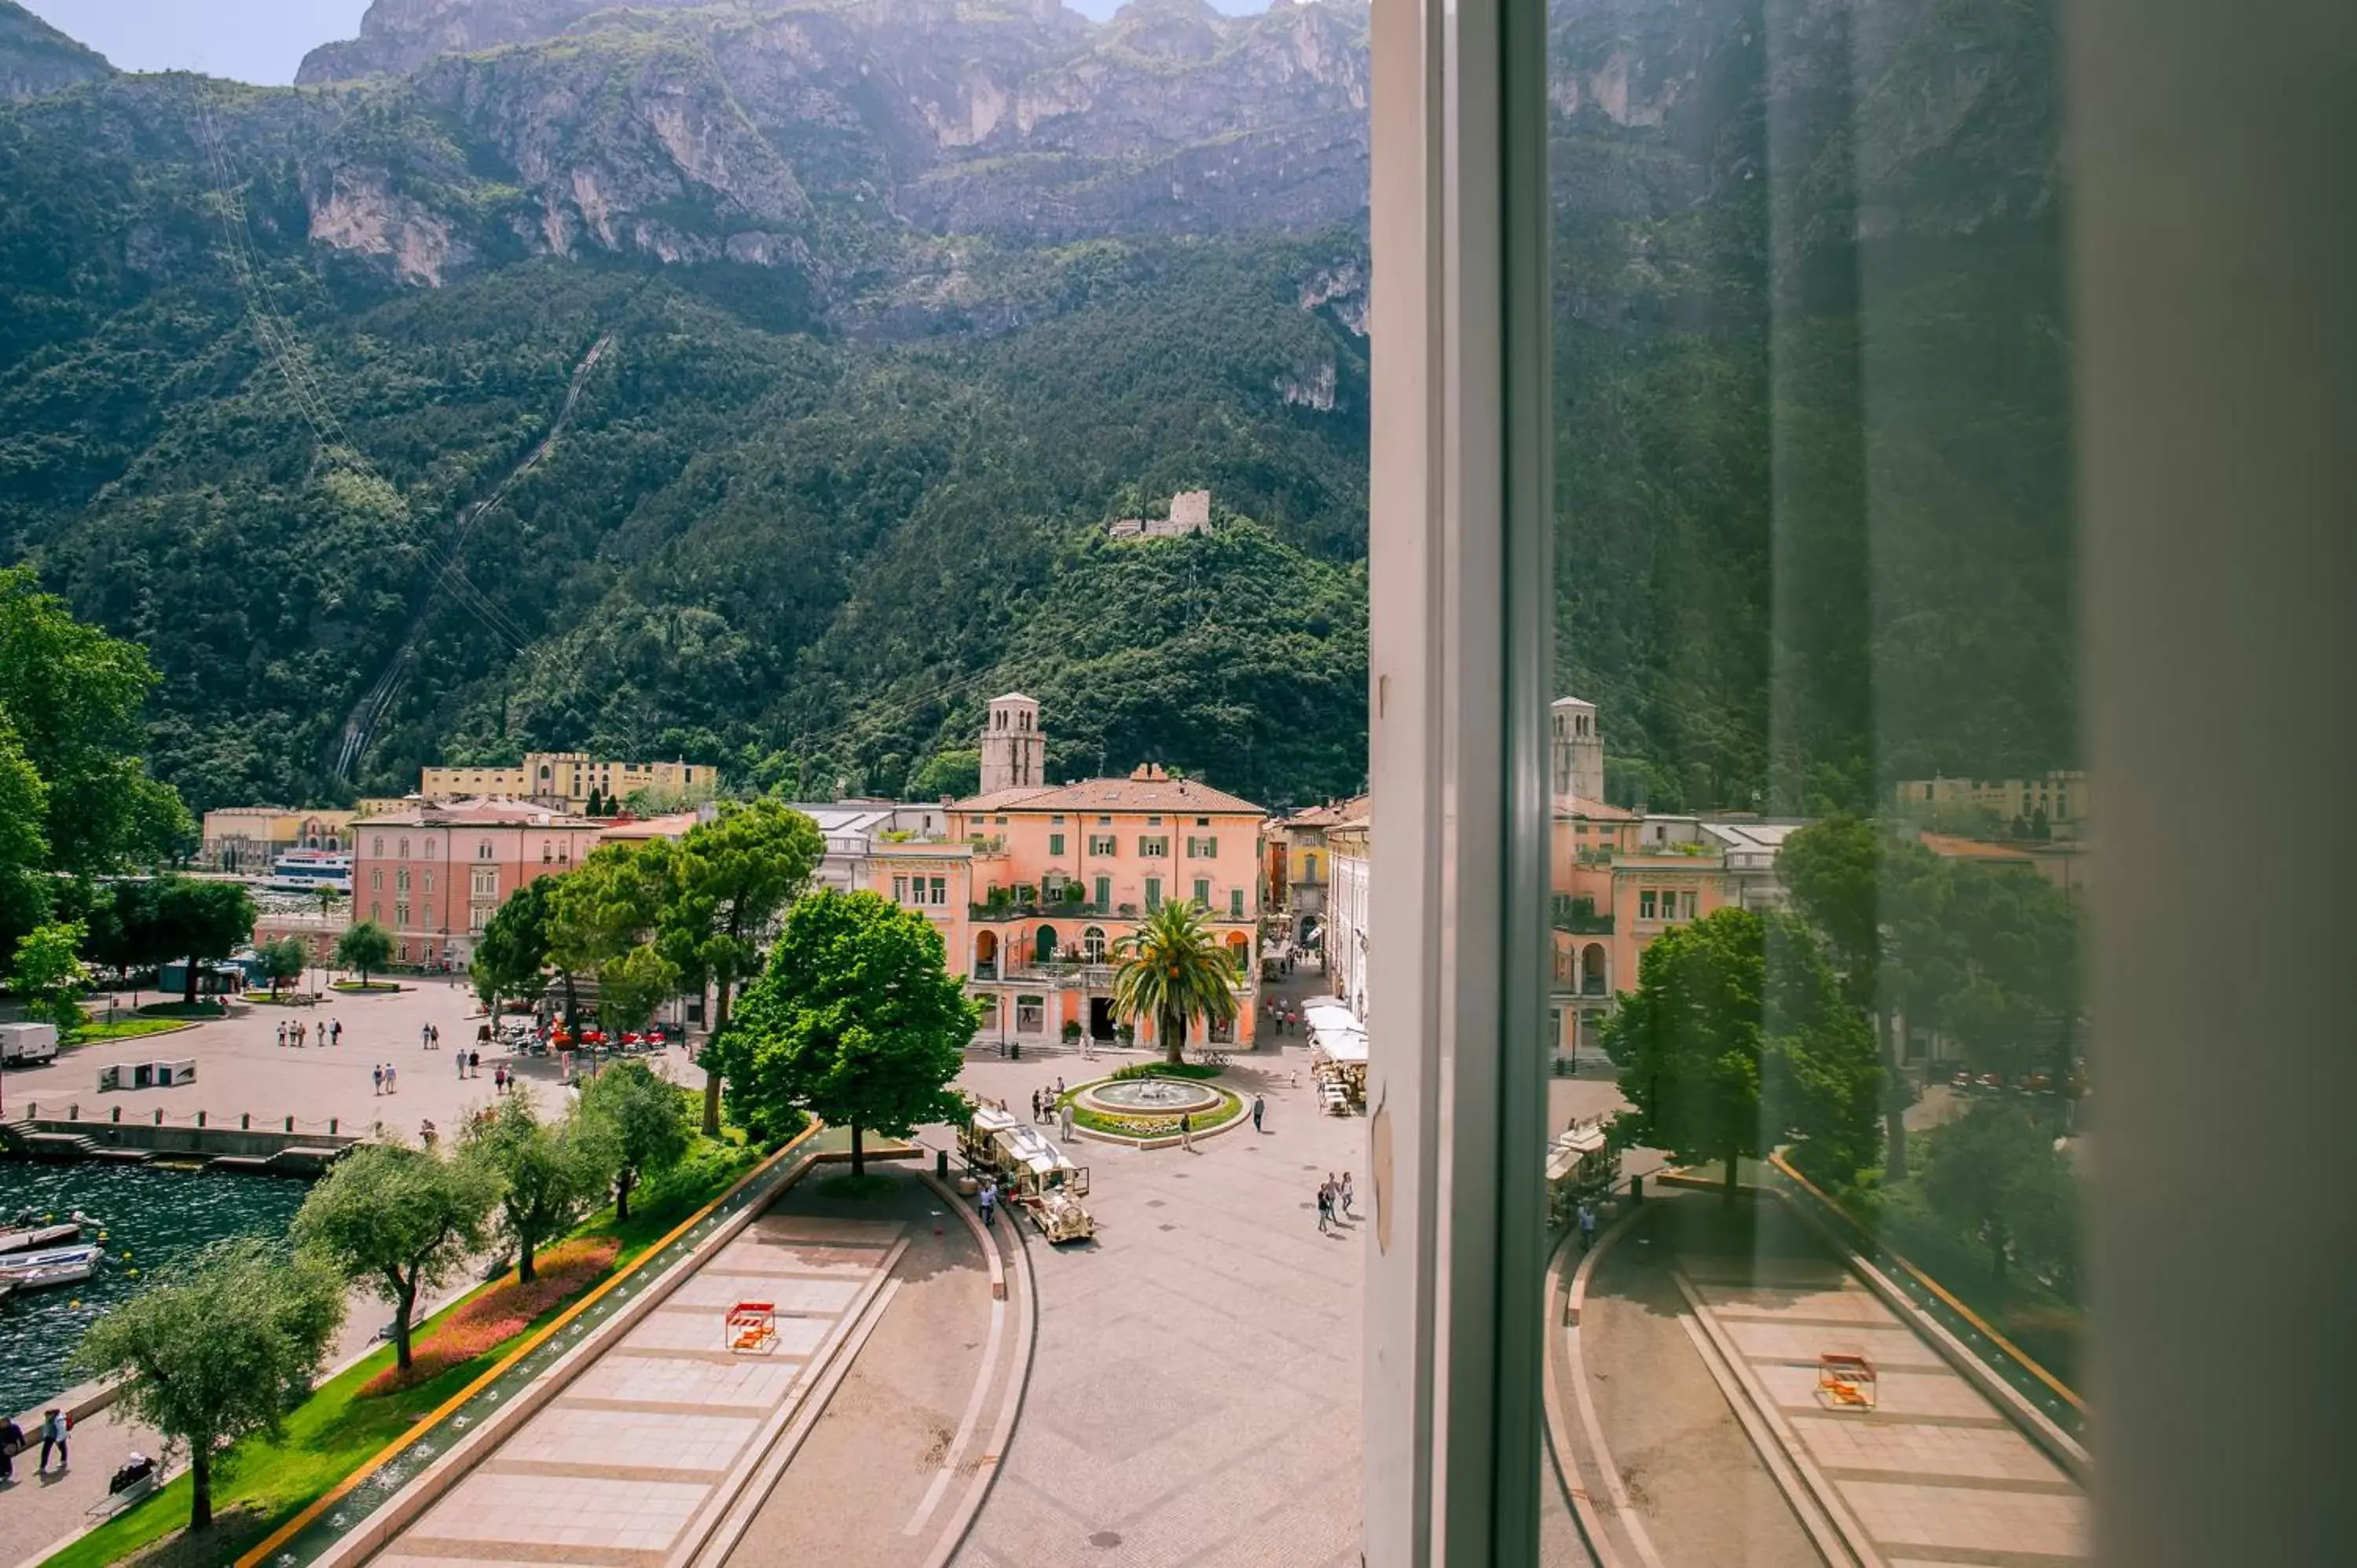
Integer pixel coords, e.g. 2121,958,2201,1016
419,1023,444,1049
275,1017,339,1047
1266,1003,1307,1036
0,1408,68,1481
1028,1082,1075,1140
371,1061,401,1095
1314,1170,1357,1233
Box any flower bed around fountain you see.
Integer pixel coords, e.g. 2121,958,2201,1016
1065,1073,1246,1145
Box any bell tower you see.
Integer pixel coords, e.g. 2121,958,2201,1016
980,693,1045,793
1552,695,1604,802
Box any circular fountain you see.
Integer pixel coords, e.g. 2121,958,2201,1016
1077,1076,1223,1118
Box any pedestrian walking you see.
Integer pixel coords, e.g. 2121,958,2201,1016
331,1017,342,1046
387,1063,398,1094
458,1050,468,1080
372,1063,384,1096
1316,1181,1332,1233
1178,1111,1193,1151
432,1023,441,1049
469,1047,480,1078
978,1178,998,1229
1577,1200,1597,1251
0,1412,22,1481
1252,1094,1265,1132
36,1408,67,1473
1340,1171,1357,1218
277,1020,288,1048
1059,1101,1075,1141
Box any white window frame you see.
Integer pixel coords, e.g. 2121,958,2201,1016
1364,0,1552,1556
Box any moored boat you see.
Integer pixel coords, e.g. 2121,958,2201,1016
0,1221,82,1255
0,1243,102,1290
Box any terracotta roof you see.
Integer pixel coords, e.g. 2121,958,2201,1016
1552,795,1634,820
956,775,1264,815
952,786,1061,813
1918,832,2038,863
1281,795,1369,830
357,798,597,829
598,811,703,841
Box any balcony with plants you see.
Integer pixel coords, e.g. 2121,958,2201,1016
1550,895,1615,935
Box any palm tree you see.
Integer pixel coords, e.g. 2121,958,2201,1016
1111,900,1240,1065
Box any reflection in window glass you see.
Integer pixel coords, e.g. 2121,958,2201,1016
1539,1,2088,1563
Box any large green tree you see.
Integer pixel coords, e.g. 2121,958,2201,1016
726,889,977,1175
0,568,189,881
9,919,91,1031
579,1060,695,1222
0,716,48,958
547,841,669,1033
258,935,309,999
1943,862,2083,1088
657,800,823,1134
69,1239,345,1531
292,1142,499,1370
1603,906,1880,1196
1919,1102,2079,1287
1110,899,1241,1064
472,874,557,1017
464,1092,616,1284
1779,816,1952,1180
150,877,258,1005
335,919,394,987
597,942,679,1035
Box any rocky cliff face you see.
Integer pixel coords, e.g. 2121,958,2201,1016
285,0,1371,272
297,0,714,83
0,0,112,101
236,0,1375,298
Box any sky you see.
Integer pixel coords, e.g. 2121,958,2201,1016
21,0,1268,87
21,1,371,84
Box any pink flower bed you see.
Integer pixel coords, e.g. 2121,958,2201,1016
361,1237,622,1396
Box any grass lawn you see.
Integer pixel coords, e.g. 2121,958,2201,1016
133,1001,225,1019
42,1131,772,1568
328,980,401,994
67,1017,190,1045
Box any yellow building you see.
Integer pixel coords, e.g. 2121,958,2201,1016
417,752,717,814
1893,770,2091,837
200,808,357,874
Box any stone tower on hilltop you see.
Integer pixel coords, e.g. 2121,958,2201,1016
1552,695,1604,802
980,692,1045,793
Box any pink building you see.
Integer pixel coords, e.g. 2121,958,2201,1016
866,695,1266,1052
349,800,610,971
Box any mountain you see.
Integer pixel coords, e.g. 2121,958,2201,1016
0,0,2072,822
0,0,112,101
291,0,1369,263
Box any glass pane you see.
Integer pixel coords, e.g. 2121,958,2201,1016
1542,1,2088,1561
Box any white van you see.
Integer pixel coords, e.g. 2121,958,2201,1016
0,1022,60,1065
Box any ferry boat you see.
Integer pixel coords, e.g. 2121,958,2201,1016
262,849,353,894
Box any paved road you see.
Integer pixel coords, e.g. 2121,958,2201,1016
948,973,1368,1568
727,1166,1008,1568
9,980,708,1140
1580,1191,2089,1567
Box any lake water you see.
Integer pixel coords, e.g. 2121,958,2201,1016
0,1162,312,1416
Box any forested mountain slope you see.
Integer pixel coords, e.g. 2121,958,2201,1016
0,0,2072,820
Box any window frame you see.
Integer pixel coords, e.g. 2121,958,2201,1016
1363,0,1553,1555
